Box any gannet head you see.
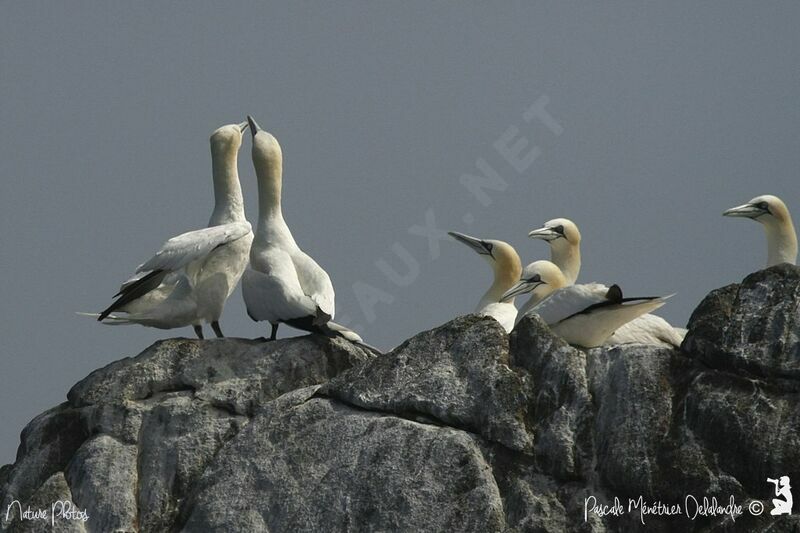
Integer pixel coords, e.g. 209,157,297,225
500,260,565,302
210,122,248,153
528,218,581,247
247,115,283,173
449,231,522,284
723,195,791,224
724,194,797,266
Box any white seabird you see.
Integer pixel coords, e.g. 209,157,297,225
448,231,522,333
501,261,671,348
241,115,362,343
527,218,581,285
528,217,685,347
723,194,797,267
93,122,254,338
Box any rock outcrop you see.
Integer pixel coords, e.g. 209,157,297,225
2,265,800,532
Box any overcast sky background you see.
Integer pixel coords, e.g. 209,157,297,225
1,3,798,464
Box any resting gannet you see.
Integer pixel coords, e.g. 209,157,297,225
723,194,797,267
241,116,362,343
529,217,685,347
501,261,670,348
92,123,254,338
528,218,581,285
448,231,522,332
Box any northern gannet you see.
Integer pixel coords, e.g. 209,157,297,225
448,231,522,332
723,194,797,267
93,123,254,338
501,261,670,348
527,218,581,285
241,115,362,343
528,217,685,347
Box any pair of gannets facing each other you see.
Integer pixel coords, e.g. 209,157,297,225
528,218,686,347
723,195,797,267
91,123,254,338
241,116,363,344
501,261,671,348
448,231,522,332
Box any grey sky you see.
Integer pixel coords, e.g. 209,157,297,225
1,3,798,464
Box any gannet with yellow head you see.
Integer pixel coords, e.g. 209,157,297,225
501,260,671,348
723,194,797,267
449,231,522,333
89,122,254,339
528,218,581,285
527,217,685,347
242,115,364,344
500,260,569,316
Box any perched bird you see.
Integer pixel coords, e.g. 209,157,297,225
501,261,671,348
89,122,254,339
529,217,685,347
242,115,362,343
527,218,581,285
448,231,522,332
723,194,797,267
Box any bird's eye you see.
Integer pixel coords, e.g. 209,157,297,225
554,225,565,235
484,242,494,252
758,201,769,210
529,274,541,283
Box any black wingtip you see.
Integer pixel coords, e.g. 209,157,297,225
606,284,623,303
98,269,166,322
313,307,333,327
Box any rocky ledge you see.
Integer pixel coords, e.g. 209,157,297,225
2,265,800,532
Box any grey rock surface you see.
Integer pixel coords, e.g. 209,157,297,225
320,315,534,453
2,265,800,532
683,263,800,383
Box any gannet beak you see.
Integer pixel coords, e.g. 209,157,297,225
247,115,262,137
238,121,249,133
448,231,494,258
528,227,560,241
500,279,542,302
723,203,763,218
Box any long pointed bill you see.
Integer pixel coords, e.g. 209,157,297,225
247,115,262,136
448,231,492,256
528,227,560,241
723,204,762,218
238,121,249,133
500,280,538,302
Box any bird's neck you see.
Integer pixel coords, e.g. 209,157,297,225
253,161,297,248
209,151,245,225
518,291,546,317
255,159,284,223
479,263,522,308
551,243,581,285
765,218,798,266
519,277,564,318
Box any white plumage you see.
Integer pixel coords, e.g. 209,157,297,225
91,123,254,338
528,217,685,347
242,115,361,343
607,314,685,347
501,260,670,348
